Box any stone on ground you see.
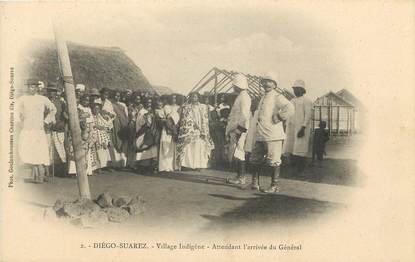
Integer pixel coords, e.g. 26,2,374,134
75,198,101,215
124,195,145,215
71,210,108,228
96,192,114,208
104,207,130,223
56,198,101,218
112,196,130,208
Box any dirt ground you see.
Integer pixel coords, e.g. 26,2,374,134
17,135,363,236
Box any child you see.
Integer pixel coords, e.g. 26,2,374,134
312,121,329,167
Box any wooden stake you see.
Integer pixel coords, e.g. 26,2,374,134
53,21,91,199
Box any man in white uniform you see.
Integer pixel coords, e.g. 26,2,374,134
225,74,252,185
283,79,313,173
247,76,294,193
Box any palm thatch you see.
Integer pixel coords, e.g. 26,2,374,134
152,85,178,95
22,39,154,93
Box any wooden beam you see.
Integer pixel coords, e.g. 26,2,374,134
213,73,218,106
337,106,340,134
53,21,91,199
189,67,215,94
192,70,218,94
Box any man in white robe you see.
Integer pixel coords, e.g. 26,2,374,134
283,79,313,173
225,74,252,185
17,79,57,183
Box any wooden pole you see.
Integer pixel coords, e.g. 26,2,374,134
53,21,91,199
337,106,340,135
347,107,350,136
213,70,218,107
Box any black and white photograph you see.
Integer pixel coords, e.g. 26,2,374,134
0,1,414,261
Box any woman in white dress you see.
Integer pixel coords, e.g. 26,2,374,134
158,95,180,172
176,92,213,170
17,79,57,183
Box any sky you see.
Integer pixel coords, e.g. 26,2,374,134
3,1,414,101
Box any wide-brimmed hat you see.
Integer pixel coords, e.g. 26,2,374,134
232,74,249,90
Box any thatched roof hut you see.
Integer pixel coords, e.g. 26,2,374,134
21,40,154,93
152,85,178,95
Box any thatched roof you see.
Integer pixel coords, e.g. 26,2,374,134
152,85,178,95
22,40,154,93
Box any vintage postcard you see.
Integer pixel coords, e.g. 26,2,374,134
0,1,414,261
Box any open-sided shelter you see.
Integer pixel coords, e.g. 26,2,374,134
188,67,294,105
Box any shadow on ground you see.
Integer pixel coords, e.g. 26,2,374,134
127,169,235,188
201,193,346,231
280,158,365,187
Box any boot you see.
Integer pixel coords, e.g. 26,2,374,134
250,172,260,190
262,166,280,193
241,172,260,190
33,165,43,184
227,161,246,185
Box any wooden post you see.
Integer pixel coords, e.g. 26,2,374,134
327,98,332,136
312,106,315,130
337,106,340,135
351,108,355,135
53,21,91,199
213,69,218,107
319,106,322,123
346,108,349,136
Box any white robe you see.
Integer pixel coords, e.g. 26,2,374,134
158,105,180,172
283,95,313,157
225,90,251,161
17,94,56,165
180,104,211,169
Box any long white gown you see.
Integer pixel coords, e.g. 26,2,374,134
181,104,211,169
158,105,180,172
17,94,56,165
283,95,313,157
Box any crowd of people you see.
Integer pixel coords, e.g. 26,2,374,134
17,74,329,193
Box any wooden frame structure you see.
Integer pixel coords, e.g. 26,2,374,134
188,67,294,103
313,91,356,136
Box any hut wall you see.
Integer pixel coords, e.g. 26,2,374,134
313,105,355,135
